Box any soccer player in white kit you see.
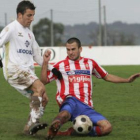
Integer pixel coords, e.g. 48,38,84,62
41,37,140,140
0,0,62,135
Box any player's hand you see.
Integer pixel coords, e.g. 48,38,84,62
52,68,63,80
44,49,62,80
128,73,140,83
0,59,3,68
43,50,51,63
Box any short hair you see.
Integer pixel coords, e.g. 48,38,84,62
16,0,36,15
66,37,81,48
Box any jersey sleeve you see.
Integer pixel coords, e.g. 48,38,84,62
47,62,60,82
32,35,54,70
47,70,56,82
32,34,43,66
92,60,108,78
0,26,12,47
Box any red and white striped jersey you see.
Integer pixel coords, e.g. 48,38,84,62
47,56,107,107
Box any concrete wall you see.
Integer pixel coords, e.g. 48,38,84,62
40,46,140,65
1,46,140,65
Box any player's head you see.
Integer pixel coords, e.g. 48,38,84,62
16,0,36,27
66,37,82,61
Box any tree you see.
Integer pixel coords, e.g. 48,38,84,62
89,27,136,46
107,32,135,46
33,18,64,46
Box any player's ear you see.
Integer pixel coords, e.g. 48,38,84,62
17,13,22,19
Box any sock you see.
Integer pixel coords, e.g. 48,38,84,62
57,127,75,136
88,126,102,136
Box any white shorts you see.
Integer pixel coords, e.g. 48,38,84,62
4,66,38,98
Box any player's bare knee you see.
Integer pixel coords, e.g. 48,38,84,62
35,84,46,96
105,123,112,134
97,120,112,135
102,122,112,135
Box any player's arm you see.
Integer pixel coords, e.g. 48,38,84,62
0,26,12,68
40,50,51,84
32,39,62,80
103,73,140,83
0,26,12,47
92,59,140,83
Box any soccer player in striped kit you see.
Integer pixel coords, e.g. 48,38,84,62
41,37,140,140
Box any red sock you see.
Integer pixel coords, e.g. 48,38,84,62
88,126,102,136
57,127,74,136
95,126,102,136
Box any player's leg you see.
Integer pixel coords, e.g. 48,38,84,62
56,98,112,137
87,111,112,136
56,118,112,137
88,120,112,136
46,97,76,140
47,110,71,139
5,66,48,135
96,119,112,136
24,79,48,135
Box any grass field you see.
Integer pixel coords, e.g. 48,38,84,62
0,65,140,140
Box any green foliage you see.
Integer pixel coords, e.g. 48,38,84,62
0,66,140,140
33,18,64,46
89,25,135,46
107,32,135,46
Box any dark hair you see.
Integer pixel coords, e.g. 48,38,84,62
16,0,36,15
66,37,81,48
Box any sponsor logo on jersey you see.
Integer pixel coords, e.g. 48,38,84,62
18,32,23,37
17,49,32,55
25,40,30,47
66,70,90,75
68,75,90,83
85,63,89,69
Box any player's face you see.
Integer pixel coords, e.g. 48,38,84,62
66,42,82,61
18,9,35,27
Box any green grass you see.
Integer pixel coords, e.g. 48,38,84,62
0,65,140,140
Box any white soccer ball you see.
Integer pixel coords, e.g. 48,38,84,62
73,115,93,134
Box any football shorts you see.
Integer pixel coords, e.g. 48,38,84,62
60,96,107,125
4,66,38,98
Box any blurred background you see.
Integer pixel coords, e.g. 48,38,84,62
0,0,140,47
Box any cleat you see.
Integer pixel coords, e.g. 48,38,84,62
56,127,76,136
46,120,61,140
29,123,48,135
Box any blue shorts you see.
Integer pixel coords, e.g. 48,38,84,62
60,97,107,125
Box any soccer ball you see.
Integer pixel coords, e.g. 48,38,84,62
73,115,93,134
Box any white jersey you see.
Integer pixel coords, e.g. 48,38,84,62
0,20,42,79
